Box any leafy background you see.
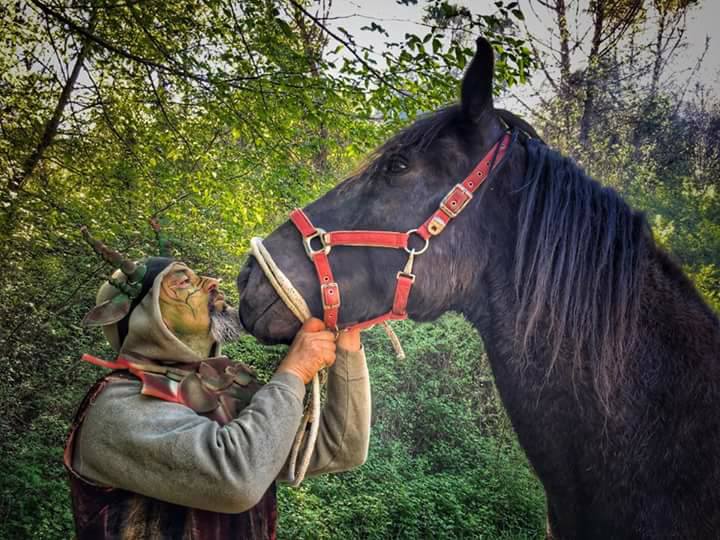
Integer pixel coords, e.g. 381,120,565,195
1,0,717,538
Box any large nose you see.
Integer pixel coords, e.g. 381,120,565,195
201,276,220,293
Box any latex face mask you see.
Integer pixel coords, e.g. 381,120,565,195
159,263,226,355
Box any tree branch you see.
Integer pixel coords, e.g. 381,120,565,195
287,0,413,99
28,0,261,88
7,11,95,196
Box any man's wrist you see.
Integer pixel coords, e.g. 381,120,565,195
276,365,309,385
269,370,307,400
331,345,367,380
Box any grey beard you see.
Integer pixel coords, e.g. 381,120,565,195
210,305,245,344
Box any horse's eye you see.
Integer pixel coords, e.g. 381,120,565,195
386,155,410,175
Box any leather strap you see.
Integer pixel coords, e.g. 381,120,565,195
392,273,414,315
289,209,317,237
325,230,408,249
418,131,511,239
290,211,340,328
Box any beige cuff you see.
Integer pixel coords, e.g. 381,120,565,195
331,345,367,381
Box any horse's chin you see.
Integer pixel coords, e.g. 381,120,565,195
245,299,301,344
237,260,302,344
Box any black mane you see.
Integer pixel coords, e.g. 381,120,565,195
514,139,648,416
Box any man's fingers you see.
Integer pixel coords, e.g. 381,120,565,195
318,343,335,354
301,317,326,333
306,330,336,342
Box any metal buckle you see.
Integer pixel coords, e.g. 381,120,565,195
440,184,473,218
302,228,331,258
396,271,416,283
321,283,341,309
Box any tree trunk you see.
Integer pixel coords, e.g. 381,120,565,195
7,38,91,196
556,0,572,90
293,6,329,174
555,0,573,137
649,3,668,103
579,0,605,145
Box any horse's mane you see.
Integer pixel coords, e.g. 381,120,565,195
495,108,544,142
340,107,460,185
514,138,648,416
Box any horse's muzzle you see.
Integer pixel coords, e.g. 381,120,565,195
237,257,300,344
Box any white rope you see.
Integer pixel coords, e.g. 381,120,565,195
250,237,319,487
382,321,405,360
250,238,313,321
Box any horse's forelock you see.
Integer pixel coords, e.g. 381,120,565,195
377,106,463,156
339,106,465,191
514,139,646,418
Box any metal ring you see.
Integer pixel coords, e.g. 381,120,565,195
404,229,430,255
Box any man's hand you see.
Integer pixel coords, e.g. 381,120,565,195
276,318,336,384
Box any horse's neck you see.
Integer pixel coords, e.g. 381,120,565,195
637,243,720,364
466,237,720,421
462,209,720,539
460,257,552,414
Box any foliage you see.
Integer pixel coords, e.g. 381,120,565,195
0,0,717,538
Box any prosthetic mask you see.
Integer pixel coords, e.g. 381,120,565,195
81,227,243,363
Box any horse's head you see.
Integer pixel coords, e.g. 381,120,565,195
237,37,523,343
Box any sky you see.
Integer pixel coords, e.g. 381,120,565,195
325,0,720,108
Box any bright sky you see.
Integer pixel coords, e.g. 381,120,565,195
327,0,720,107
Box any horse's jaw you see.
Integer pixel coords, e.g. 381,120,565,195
237,258,301,344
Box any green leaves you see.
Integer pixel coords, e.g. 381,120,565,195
360,22,389,37
275,17,294,39
0,3,542,538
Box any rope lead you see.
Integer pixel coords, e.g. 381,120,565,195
249,237,404,486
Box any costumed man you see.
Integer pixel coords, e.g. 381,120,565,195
64,228,370,539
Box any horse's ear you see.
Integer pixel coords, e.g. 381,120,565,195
461,37,494,121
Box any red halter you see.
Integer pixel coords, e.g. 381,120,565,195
290,130,514,331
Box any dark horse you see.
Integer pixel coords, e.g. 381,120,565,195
237,38,720,539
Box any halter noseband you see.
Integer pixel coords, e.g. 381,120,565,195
290,130,515,331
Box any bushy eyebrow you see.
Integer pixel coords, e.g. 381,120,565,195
165,269,193,286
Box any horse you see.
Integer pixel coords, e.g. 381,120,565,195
236,37,720,539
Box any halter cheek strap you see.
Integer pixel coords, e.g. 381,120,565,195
289,130,514,331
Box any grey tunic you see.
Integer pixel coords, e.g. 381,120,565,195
72,347,370,513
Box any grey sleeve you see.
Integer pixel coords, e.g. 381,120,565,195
72,372,306,513
279,345,371,480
